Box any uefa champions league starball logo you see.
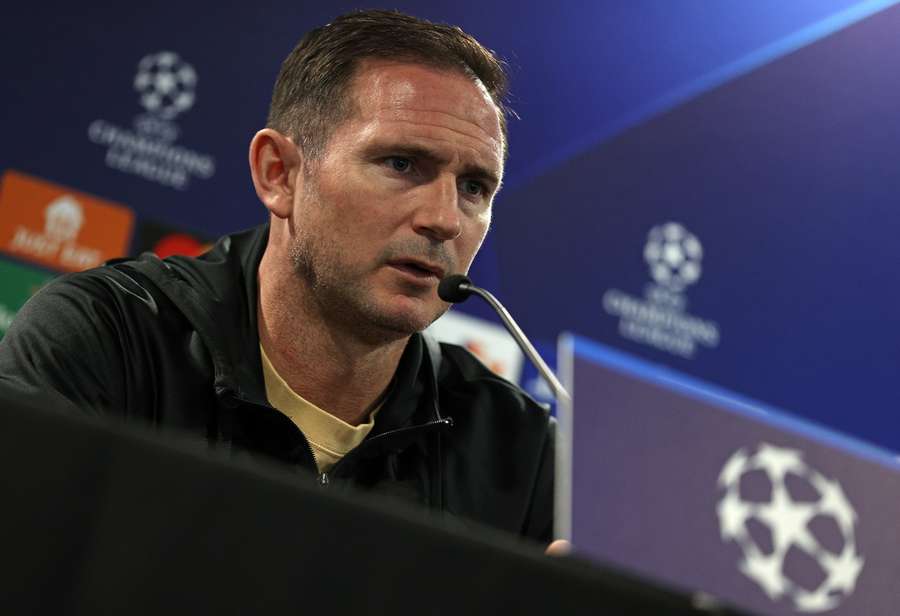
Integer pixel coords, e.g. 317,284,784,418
602,220,720,357
643,222,702,292
133,51,197,120
716,443,864,613
88,50,215,189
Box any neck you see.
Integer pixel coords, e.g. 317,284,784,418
257,249,408,427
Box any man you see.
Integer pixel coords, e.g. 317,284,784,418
0,10,554,542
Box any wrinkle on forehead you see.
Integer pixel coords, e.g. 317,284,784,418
378,113,502,159
352,60,503,152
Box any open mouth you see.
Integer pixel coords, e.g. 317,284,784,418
389,260,442,280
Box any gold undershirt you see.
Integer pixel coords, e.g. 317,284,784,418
260,344,380,473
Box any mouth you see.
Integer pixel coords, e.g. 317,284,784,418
387,258,446,281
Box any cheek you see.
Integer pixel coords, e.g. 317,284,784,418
460,216,491,261
473,209,492,244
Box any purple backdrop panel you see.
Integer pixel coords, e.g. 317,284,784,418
557,334,900,616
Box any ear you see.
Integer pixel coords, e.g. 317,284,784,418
249,129,304,219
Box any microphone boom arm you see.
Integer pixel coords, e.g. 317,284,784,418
459,282,571,405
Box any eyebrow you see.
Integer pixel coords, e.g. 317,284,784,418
365,143,502,190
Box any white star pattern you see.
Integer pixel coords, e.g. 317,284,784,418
133,51,197,119
643,222,703,292
716,443,865,613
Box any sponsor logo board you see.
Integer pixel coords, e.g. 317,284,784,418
0,259,54,338
426,309,524,383
0,170,135,272
134,218,213,258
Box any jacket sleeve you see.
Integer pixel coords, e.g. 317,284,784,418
521,415,556,543
0,273,129,416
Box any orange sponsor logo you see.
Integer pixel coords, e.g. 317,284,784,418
464,340,508,377
0,170,134,272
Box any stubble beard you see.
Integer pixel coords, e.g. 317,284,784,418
287,169,454,342
288,232,443,343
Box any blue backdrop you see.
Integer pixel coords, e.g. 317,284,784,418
3,0,899,450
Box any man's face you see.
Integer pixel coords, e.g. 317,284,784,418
288,60,504,339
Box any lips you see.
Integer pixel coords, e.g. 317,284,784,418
387,258,446,280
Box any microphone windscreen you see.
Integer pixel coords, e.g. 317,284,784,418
438,274,473,303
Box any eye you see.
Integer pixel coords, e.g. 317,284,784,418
385,156,413,173
460,179,486,197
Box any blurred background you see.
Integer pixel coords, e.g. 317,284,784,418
2,0,898,451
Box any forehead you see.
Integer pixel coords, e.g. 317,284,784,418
343,60,504,171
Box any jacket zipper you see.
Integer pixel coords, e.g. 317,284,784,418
302,436,328,487
322,417,452,482
223,394,449,489
359,417,452,449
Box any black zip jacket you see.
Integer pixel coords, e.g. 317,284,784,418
0,225,554,541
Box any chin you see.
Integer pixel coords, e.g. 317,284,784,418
341,287,443,340
369,300,442,337
372,311,432,336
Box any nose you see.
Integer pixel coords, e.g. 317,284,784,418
411,174,462,241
